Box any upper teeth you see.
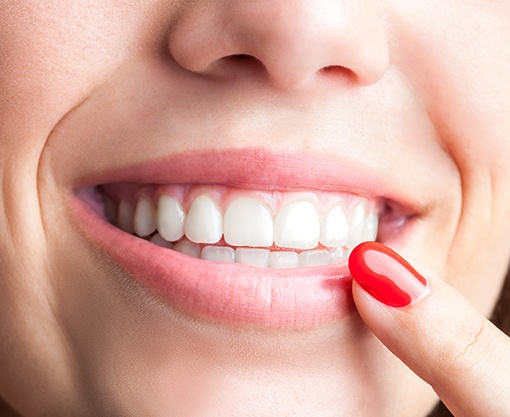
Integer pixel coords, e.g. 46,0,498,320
224,197,274,247
184,195,223,244
156,195,186,242
274,200,320,249
104,186,379,268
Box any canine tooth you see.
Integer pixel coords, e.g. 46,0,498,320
117,199,135,234
347,200,366,248
150,233,173,249
157,195,186,242
173,239,201,258
185,195,222,244
133,197,157,237
362,211,378,241
300,250,331,266
320,205,349,247
274,200,320,250
268,251,300,268
224,197,273,247
201,246,236,263
235,248,269,267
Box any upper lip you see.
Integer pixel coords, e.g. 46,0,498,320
74,148,421,218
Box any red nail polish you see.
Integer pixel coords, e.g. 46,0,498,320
348,242,429,307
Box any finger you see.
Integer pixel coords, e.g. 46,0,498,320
348,242,510,417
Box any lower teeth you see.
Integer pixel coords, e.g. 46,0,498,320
147,233,350,268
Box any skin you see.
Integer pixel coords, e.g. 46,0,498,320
1,0,510,416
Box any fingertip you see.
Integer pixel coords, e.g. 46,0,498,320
348,242,430,308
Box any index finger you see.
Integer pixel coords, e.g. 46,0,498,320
349,242,510,417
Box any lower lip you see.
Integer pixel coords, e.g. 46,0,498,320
71,196,355,329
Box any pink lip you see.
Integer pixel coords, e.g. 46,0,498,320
74,149,419,212
70,149,413,328
72,198,353,328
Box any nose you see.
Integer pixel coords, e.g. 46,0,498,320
168,0,389,89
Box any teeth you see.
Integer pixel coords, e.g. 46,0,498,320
173,239,201,258
150,233,173,249
117,200,135,234
362,211,378,241
346,200,367,249
107,188,382,268
300,250,331,266
268,251,300,268
319,204,349,247
104,195,118,225
185,195,222,244
224,197,273,247
157,195,186,242
133,197,157,237
161,242,351,267
274,200,320,250
201,246,236,263
330,247,345,264
235,248,270,267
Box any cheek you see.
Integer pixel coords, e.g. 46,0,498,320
388,1,510,309
0,0,164,315
388,0,510,166
0,0,165,161
0,4,157,410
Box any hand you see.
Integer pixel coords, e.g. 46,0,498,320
348,242,510,417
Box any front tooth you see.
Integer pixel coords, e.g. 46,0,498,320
157,195,186,242
224,197,273,247
346,200,366,249
133,197,157,237
201,246,236,263
117,199,135,234
300,250,331,266
185,195,223,244
173,239,201,258
320,205,349,247
274,200,320,250
268,251,300,268
362,211,378,241
235,248,269,267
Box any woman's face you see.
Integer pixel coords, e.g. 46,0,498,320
1,1,510,416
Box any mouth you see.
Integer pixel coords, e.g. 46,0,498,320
70,149,414,329
99,182,380,267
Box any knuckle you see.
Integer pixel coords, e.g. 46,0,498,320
453,320,489,363
438,318,496,379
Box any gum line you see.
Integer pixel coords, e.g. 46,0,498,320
100,183,381,215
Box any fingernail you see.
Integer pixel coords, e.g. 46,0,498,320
348,242,429,307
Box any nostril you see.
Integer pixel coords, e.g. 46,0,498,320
211,54,267,80
320,65,357,83
228,54,255,61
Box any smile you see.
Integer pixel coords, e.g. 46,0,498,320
71,149,414,328
98,183,380,268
